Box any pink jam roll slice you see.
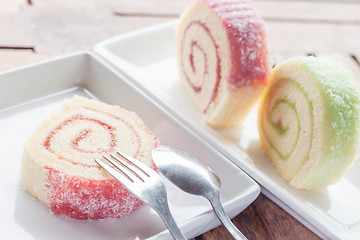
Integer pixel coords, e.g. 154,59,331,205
20,96,159,219
176,0,271,127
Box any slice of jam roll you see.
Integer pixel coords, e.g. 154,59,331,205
21,96,159,219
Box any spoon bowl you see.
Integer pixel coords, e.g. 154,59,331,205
152,145,247,240
152,146,220,198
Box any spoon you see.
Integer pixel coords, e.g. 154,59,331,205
152,145,247,240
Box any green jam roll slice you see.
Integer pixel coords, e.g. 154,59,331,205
258,56,360,189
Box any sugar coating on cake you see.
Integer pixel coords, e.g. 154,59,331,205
258,56,360,189
176,0,271,127
20,96,159,219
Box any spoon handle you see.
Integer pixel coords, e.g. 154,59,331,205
208,193,247,240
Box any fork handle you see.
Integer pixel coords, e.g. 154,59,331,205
156,203,187,240
208,194,247,240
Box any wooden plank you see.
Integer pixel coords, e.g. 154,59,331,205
200,194,320,240
111,0,192,16
0,50,51,71
266,21,360,53
110,0,360,53
253,1,360,23
0,2,175,57
0,0,358,58
0,0,28,13
111,0,360,24
32,0,190,15
29,15,174,56
0,13,37,47
258,0,360,3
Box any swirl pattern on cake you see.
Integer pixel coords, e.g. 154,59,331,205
258,56,360,189
176,0,270,127
20,96,159,219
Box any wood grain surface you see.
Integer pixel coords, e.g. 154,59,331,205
196,194,319,240
1,0,359,239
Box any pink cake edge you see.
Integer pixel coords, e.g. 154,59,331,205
38,99,160,220
206,0,271,88
44,159,159,220
179,0,271,116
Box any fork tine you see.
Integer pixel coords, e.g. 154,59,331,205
110,153,148,181
116,151,156,178
95,158,133,184
105,154,144,182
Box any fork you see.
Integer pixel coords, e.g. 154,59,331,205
95,152,187,240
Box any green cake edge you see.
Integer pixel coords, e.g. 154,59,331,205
287,56,360,188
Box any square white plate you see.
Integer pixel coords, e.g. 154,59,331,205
0,52,260,240
94,21,360,240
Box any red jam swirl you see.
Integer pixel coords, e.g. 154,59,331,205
189,40,207,91
43,110,141,168
181,20,221,114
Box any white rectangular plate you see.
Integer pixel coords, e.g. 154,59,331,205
94,21,360,240
0,52,260,240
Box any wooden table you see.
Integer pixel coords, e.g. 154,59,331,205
1,0,359,239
